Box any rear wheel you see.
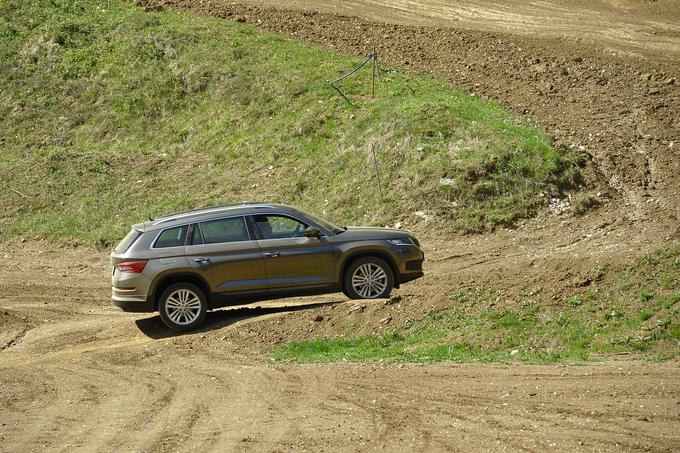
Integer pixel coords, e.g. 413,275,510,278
343,257,394,299
158,283,208,331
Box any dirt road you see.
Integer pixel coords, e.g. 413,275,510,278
1,222,678,452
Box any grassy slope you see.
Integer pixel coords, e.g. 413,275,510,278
272,245,680,363
0,0,582,245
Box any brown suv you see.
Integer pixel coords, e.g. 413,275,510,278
111,203,424,331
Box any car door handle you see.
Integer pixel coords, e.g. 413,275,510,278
263,252,280,258
194,257,210,263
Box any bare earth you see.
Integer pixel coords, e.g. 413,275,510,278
1,224,678,452
3,0,680,451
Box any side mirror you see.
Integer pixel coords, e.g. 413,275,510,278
304,226,321,238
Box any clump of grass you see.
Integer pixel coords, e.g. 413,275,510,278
638,309,654,321
271,244,679,364
572,193,599,216
0,0,582,245
639,289,654,302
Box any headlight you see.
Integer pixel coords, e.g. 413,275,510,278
386,238,413,246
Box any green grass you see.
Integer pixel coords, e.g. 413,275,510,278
0,0,582,245
271,244,680,364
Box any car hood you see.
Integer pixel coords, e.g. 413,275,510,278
335,226,411,241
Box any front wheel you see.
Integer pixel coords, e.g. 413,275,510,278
343,257,394,299
158,283,208,331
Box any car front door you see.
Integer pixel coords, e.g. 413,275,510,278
186,216,268,301
250,214,336,295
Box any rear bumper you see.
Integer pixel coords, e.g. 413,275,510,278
113,297,155,313
112,288,154,313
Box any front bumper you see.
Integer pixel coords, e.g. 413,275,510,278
393,245,425,286
399,271,424,284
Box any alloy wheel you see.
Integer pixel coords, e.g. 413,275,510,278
164,289,202,325
351,263,388,298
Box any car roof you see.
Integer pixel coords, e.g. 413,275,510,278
133,202,297,231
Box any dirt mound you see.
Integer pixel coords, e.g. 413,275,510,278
137,0,680,237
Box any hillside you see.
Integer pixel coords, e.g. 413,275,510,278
0,0,582,245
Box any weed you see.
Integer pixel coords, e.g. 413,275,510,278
663,293,680,309
604,309,624,321
638,309,654,321
572,193,599,216
566,296,583,307
639,289,655,302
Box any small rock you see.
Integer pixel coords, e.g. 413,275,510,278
413,210,430,221
394,222,402,229
380,316,392,325
439,177,456,187
510,349,519,356
349,304,366,313
548,198,570,215
648,88,661,95
664,77,676,85
385,295,402,305
236,17,246,23
313,315,324,322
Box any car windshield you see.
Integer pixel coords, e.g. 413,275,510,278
297,210,344,235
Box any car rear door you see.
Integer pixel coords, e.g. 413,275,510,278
186,216,268,300
250,214,336,294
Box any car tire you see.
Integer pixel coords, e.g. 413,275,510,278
158,283,208,331
343,257,394,300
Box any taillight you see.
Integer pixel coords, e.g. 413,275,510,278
114,260,148,273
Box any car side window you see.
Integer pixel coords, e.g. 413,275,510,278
254,215,307,239
199,217,250,244
190,224,204,245
155,226,188,248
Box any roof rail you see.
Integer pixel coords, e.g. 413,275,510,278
151,202,273,225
